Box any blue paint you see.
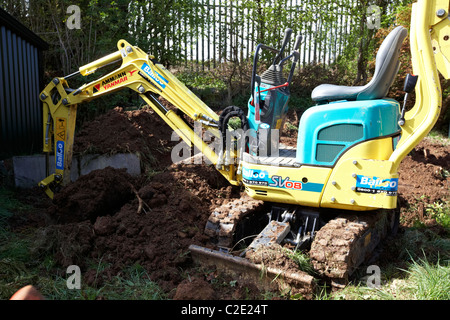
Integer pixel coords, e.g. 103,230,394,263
296,99,400,166
56,141,64,170
141,63,168,88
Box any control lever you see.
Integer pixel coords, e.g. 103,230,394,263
274,28,293,65
287,35,303,84
398,74,419,126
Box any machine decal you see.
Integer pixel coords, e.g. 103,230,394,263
269,175,302,190
141,63,168,88
356,175,398,196
242,168,323,192
102,71,127,90
56,141,65,170
242,168,270,186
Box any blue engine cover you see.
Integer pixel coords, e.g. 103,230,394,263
296,99,401,166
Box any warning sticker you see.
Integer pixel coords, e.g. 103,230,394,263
56,117,66,141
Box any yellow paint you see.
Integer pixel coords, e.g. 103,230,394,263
321,138,398,211
364,232,372,247
55,117,66,141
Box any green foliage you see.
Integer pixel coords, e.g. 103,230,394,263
241,0,298,49
402,256,450,300
1,0,424,121
326,254,450,300
175,69,228,108
128,0,207,66
283,248,316,276
177,71,227,91
425,201,450,230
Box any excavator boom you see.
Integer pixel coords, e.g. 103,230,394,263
39,41,237,198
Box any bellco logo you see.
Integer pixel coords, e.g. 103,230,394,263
56,141,65,170
242,168,302,190
141,63,168,88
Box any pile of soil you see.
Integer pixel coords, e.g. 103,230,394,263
73,106,177,170
48,167,136,223
26,103,449,299
33,163,243,297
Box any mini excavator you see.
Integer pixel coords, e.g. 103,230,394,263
38,0,449,287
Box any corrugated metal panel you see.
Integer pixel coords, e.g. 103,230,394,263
0,9,47,158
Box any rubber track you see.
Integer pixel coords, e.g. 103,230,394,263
309,210,393,287
204,194,265,249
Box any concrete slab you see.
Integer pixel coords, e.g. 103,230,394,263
12,153,141,188
12,155,47,188
76,153,141,177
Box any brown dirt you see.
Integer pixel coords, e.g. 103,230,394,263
245,243,303,273
397,137,450,228
280,108,300,147
73,106,177,170
32,163,243,297
47,167,136,223
14,105,450,300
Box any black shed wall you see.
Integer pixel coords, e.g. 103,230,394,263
0,7,48,159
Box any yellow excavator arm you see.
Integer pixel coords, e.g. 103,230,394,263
390,0,450,172
39,40,235,198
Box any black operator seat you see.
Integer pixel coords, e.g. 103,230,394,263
311,26,408,103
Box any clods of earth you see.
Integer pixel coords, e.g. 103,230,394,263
6,106,450,299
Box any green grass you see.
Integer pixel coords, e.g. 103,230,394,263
0,188,35,298
177,71,227,91
401,256,450,299
426,200,450,230
283,248,316,276
323,256,450,300
0,188,33,262
37,263,167,300
0,188,166,300
1,256,168,300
